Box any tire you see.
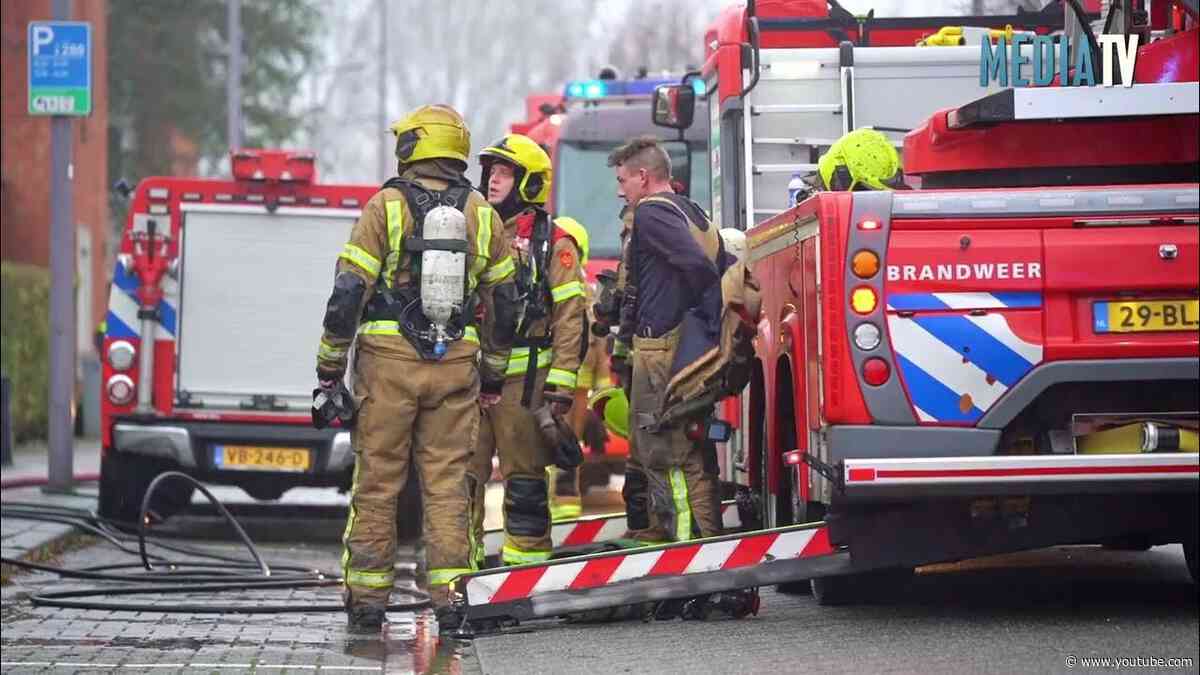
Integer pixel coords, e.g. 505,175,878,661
395,468,423,542
1184,530,1198,585
1101,535,1153,552
98,452,194,524
811,567,914,606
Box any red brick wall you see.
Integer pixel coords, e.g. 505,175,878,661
1,0,109,345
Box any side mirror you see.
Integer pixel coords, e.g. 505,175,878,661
651,84,695,130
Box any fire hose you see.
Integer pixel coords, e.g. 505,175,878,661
1,471,430,614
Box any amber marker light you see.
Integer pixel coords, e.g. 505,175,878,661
852,250,880,278
850,286,878,315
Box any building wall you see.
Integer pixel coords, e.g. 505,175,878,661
1,0,109,349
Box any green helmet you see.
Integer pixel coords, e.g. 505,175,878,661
817,128,904,191
589,387,629,440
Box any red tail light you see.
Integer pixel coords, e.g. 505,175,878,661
862,358,891,386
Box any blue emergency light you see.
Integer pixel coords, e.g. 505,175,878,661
563,77,705,99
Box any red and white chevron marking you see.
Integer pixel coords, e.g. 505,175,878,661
467,526,832,606
482,500,743,558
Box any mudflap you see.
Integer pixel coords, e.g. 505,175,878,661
454,521,849,631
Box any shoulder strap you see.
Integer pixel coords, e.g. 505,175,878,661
637,195,720,265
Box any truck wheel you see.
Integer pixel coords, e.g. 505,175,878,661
395,468,423,542
1184,531,1198,585
98,452,194,525
811,567,914,606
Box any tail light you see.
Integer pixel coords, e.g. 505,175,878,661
853,323,881,351
107,374,136,405
851,250,880,278
850,286,878,314
106,340,136,371
862,358,890,386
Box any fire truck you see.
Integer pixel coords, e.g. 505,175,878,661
448,0,1197,627
96,150,425,525
508,74,711,279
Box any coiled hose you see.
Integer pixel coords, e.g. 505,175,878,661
2,471,430,614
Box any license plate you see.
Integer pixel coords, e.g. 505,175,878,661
214,445,311,472
1093,299,1200,333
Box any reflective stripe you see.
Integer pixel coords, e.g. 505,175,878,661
550,280,585,304
546,368,577,389
340,454,362,586
384,200,405,287
505,348,553,375
363,320,479,346
339,243,381,277
429,567,473,587
669,467,693,542
318,339,347,362
345,568,394,589
482,255,516,284
360,320,402,335
469,207,493,290
501,545,552,565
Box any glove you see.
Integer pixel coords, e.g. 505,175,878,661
610,355,632,395
312,377,355,430
533,404,583,470
542,385,573,417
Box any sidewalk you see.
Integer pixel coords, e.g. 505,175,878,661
1,438,103,580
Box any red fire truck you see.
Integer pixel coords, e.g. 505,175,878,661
449,0,1197,626
96,150,407,523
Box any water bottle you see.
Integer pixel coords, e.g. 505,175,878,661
787,172,805,208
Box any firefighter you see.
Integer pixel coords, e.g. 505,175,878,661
468,133,589,566
314,104,519,632
608,136,727,543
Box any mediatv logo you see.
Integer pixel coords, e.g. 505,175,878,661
981,35,1140,87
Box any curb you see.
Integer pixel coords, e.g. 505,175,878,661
0,526,93,586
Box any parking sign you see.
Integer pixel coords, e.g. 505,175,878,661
28,21,92,116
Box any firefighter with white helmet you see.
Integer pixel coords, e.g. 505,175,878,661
467,133,591,566
314,104,519,632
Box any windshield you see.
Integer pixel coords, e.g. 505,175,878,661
554,141,711,261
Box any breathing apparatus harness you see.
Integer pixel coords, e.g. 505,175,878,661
364,175,477,360
513,207,556,407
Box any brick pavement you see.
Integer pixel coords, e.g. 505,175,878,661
2,538,479,674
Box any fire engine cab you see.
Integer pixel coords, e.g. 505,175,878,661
97,150,419,524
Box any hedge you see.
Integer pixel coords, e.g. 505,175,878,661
1,262,50,442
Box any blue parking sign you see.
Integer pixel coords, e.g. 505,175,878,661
28,21,92,116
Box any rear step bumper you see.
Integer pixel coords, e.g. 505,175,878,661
112,421,352,474
459,523,843,623
842,452,1199,499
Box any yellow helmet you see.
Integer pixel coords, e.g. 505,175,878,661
589,386,629,440
388,104,470,165
817,128,904,192
479,133,553,205
553,216,590,266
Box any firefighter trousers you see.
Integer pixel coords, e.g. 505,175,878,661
343,342,481,611
470,369,554,566
629,329,722,542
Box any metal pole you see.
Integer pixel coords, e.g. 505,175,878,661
227,0,243,151
378,0,388,181
46,0,76,493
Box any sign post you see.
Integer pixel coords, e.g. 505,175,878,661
30,7,91,492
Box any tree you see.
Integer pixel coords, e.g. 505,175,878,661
603,0,722,76
107,0,321,187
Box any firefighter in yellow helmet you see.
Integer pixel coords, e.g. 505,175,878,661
314,104,519,632
468,133,590,566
